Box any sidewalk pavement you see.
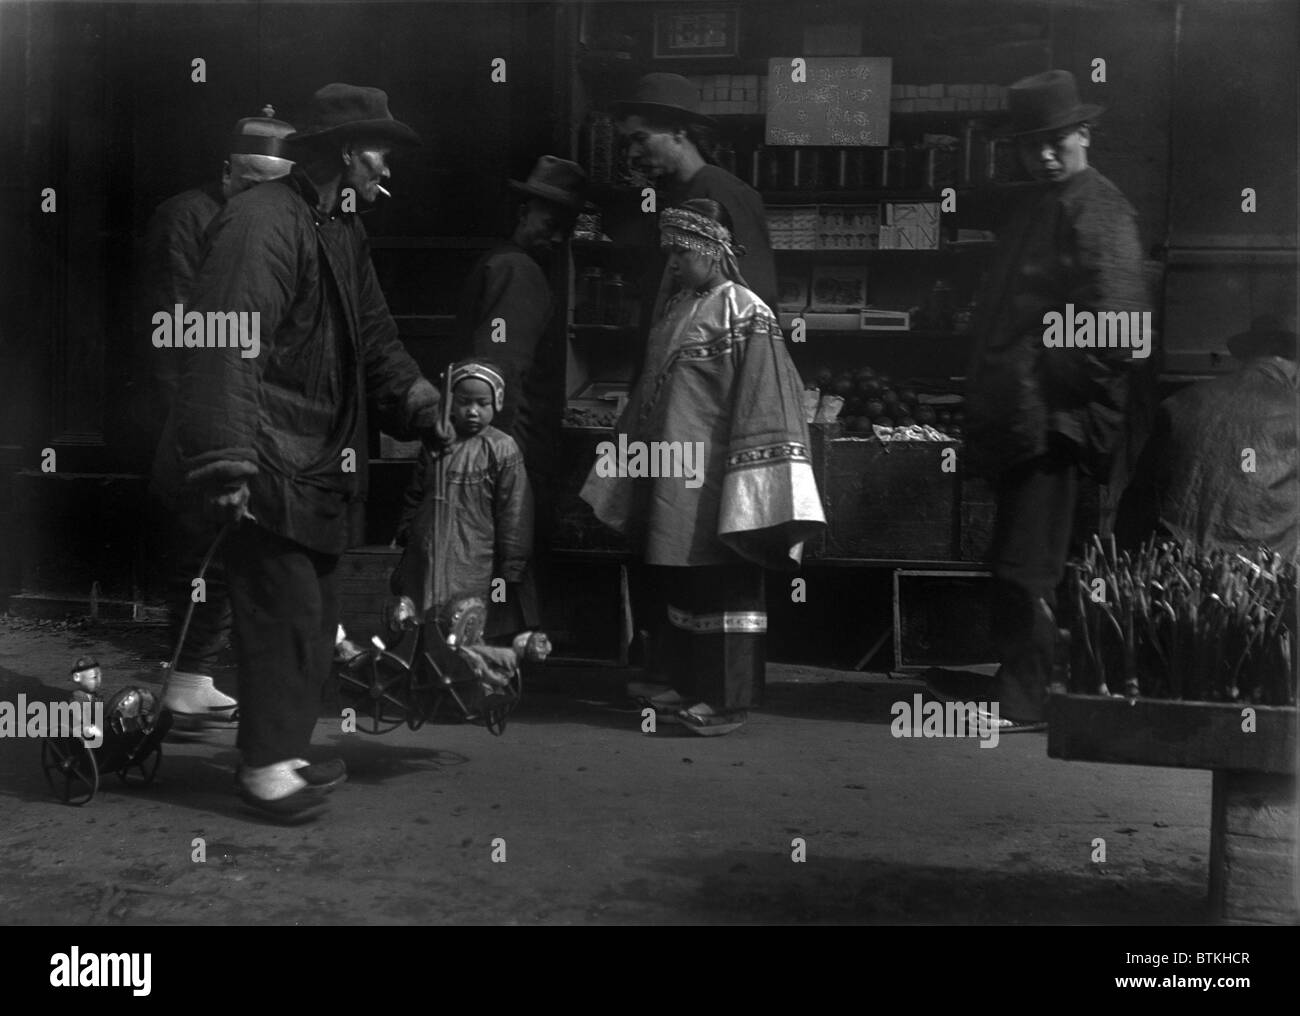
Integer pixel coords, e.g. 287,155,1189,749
0,617,1211,924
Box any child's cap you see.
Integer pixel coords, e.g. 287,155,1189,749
450,361,506,411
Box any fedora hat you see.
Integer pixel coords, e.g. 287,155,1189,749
509,156,595,212
229,104,295,160
610,73,716,127
1226,313,1298,360
288,83,420,147
998,70,1104,137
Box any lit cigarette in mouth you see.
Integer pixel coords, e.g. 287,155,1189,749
376,185,392,198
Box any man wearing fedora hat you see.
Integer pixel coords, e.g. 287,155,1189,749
1117,312,1298,559
143,105,296,732
612,72,778,315
173,83,448,821
450,155,592,632
932,69,1149,723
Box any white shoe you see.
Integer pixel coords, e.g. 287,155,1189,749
163,670,238,730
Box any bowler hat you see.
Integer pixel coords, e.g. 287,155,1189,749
610,73,716,127
998,70,1104,137
1226,314,1298,360
229,104,295,160
288,83,420,147
509,156,594,212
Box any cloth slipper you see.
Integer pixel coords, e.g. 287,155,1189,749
236,783,329,824
291,758,347,791
166,705,239,734
626,680,673,700
636,689,688,723
925,669,1046,732
972,705,1047,734
678,704,747,737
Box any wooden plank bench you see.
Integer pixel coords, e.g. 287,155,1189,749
1047,694,1299,924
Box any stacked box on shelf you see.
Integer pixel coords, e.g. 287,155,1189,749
880,201,940,250
816,205,880,251
890,84,1008,113
767,206,818,251
687,73,765,115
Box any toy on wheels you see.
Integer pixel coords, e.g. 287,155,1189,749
337,593,551,736
40,522,230,805
40,664,174,806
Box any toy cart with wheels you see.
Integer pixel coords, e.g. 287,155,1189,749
41,658,173,806
41,522,228,805
337,593,551,736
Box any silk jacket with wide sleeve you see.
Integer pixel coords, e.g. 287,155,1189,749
580,280,825,570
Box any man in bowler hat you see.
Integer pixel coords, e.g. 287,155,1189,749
931,70,1149,722
173,83,449,820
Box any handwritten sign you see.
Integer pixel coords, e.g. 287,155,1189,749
766,57,892,147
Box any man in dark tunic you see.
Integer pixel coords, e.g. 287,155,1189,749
456,158,589,531
453,157,590,632
931,71,1149,723
612,73,778,315
173,84,447,821
144,107,295,729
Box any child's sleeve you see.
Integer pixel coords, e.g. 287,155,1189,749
394,445,431,548
494,440,534,582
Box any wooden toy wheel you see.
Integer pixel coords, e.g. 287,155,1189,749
338,649,413,734
117,743,162,787
42,737,99,805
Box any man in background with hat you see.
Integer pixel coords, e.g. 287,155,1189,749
1117,312,1298,559
143,105,296,730
932,69,1149,724
611,73,779,681
174,83,448,821
612,72,778,315
450,157,591,632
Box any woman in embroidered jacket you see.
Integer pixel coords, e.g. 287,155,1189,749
581,199,826,734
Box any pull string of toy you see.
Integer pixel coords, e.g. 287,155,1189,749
152,521,234,723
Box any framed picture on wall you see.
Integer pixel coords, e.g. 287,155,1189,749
810,265,869,313
653,7,740,59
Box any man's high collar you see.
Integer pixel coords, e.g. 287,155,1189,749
287,165,347,222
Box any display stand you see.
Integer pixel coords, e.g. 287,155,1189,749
1047,694,1299,924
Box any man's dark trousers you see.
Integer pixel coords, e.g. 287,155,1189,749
989,441,1079,684
224,522,338,768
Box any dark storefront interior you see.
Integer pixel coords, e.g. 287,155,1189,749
1,0,1296,669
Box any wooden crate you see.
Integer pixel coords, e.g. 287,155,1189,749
893,569,995,671
813,435,960,560
1048,693,1299,924
1047,695,1296,774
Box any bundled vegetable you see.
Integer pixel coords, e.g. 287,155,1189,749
1067,536,1296,705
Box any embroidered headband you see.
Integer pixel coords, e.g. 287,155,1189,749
450,362,505,411
659,206,737,260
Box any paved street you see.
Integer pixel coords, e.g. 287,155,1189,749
1,618,1212,925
